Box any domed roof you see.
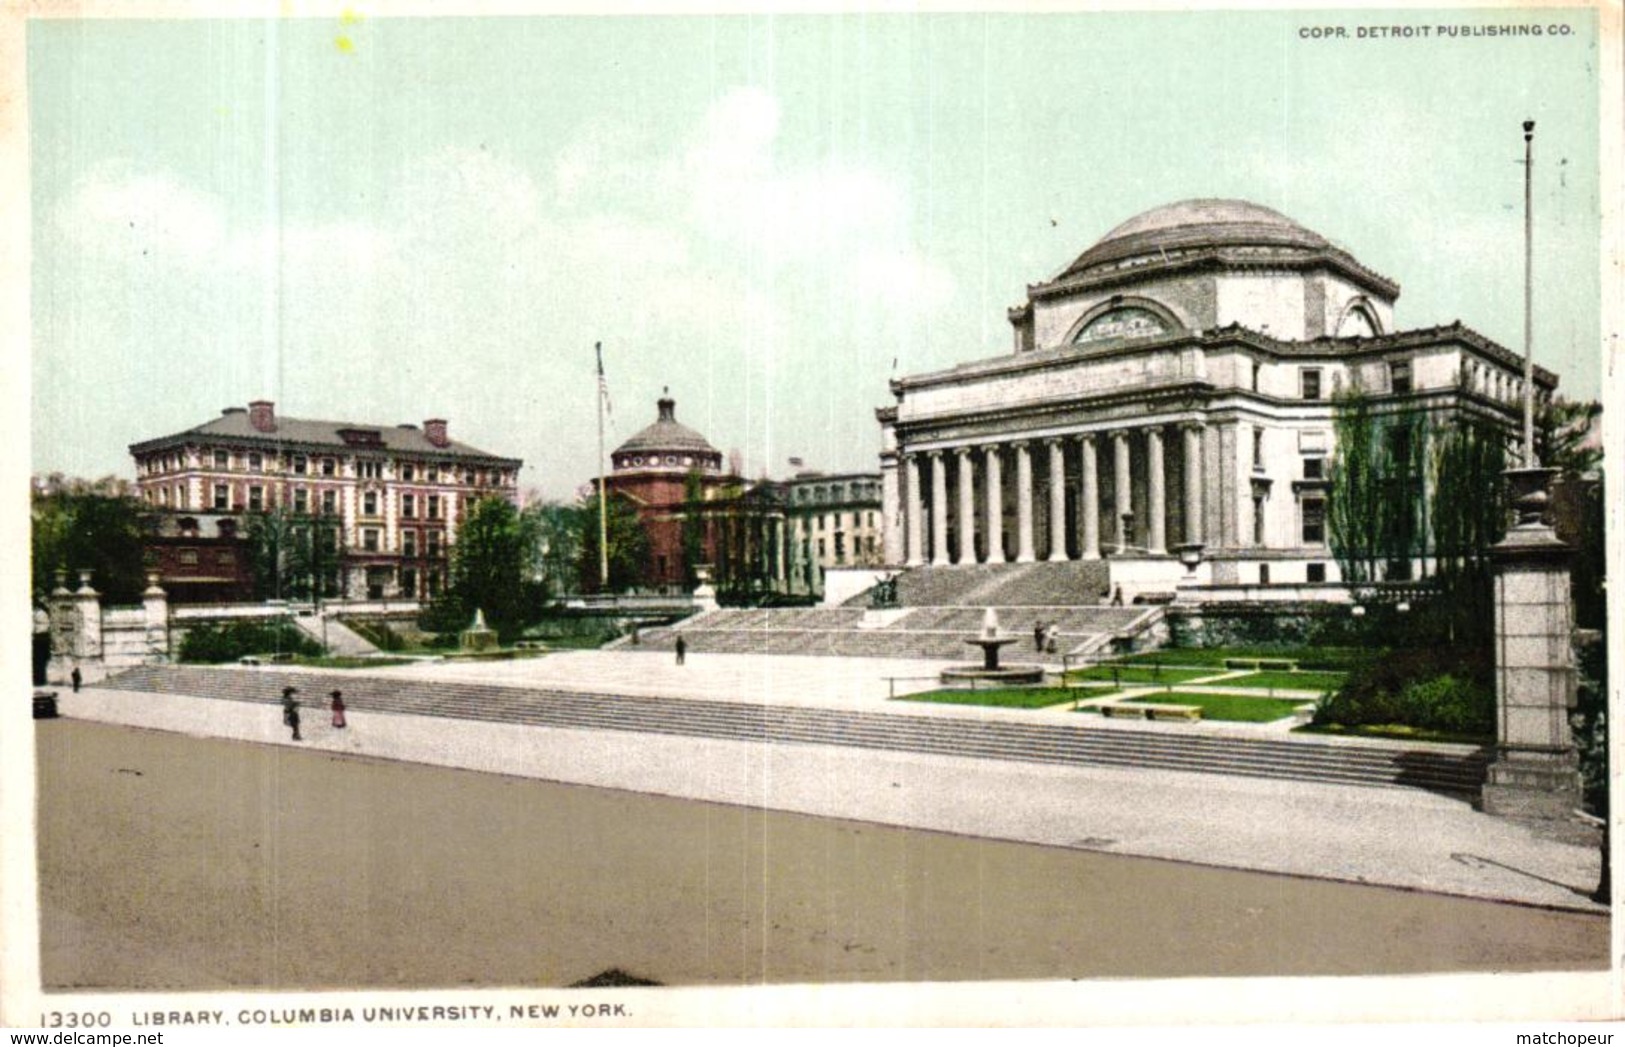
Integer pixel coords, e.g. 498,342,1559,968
615,395,719,458
1057,199,1333,282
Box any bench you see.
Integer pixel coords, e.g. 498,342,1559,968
512,640,548,651
1100,701,1202,722
1223,657,1298,672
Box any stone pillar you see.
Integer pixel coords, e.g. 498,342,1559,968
50,569,104,684
1078,434,1100,560
984,445,1004,563
142,574,170,662
1482,467,1583,823
955,448,976,565
1183,423,1204,545
905,454,924,567
1147,426,1167,555
929,451,949,566
774,518,787,586
1046,438,1068,561
1014,441,1036,563
880,454,903,565
1113,431,1132,554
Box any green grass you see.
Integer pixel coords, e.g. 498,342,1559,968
895,687,1082,709
1118,646,1371,672
1064,666,1216,686
292,655,418,670
1219,670,1347,693
1122,691,1309,723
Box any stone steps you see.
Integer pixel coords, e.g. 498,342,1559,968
98,665,1489,797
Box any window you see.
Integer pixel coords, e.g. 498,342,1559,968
322,458,337,476
1258,564,1270,586
292,455,308,475
402,464,415,482
321,489,337,515
428,495,441,520
1300,368,1323,400
213,484,229,510
359,461,382,480
248,486,264,512
294,488,309,513
1302,496,1326,544
217,551,236,566
1251,359,1261,393
363,491,379,516
1306,562,1327,584
834,532,846,563
403,494,416,519
427,531,442,558
178,550,199,566
403,531,417,558
362,528,380,552
1252,429,1264,472
1302,457,1325,480
213,450,229,469
1253,495,1266,545
401,568,418,597
1389,359,1413,394
248,452,262,472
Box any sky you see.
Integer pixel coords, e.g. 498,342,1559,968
25,7,1606,502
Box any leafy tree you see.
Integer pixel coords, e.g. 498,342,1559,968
31,482,147,604
244,510,345,601
1537,396,1602,476
1326,386,1385,585
520,500,586,600
1425,414,1507,647
578,492,651,593
443,496,529,636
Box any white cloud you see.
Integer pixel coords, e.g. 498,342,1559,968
53,166,226,263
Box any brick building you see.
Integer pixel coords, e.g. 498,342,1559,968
129,401,521,602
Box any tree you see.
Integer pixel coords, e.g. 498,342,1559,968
1326,386,1384,585
244,509,345,601
577,492,651,593
443,496,530,636
1426,414,1508,647
520,500,586,601
1537,396,1602,476
31,482,147,604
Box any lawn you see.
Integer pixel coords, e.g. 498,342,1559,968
293,655,419,670
1118,646,1370,672
1064,665,1216,686
896,687,1085,709
1219,670,1347,693
1114,691,1309,723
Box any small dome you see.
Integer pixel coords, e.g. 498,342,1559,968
614,395,720,460
1057,199,1332,282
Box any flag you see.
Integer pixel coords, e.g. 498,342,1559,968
595,341,613,423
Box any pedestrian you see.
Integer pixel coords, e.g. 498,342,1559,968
330,690,347,729
675,634,687,665
1110,585,1124,607
1045,623,1059,655
70,665,82,693
288,702,302,741
281,686,299,727
1033,619,1044,652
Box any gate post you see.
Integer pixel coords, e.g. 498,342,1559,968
1481,467,1583,823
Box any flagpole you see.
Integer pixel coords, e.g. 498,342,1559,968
1522,120,1536,468
596,341,609,589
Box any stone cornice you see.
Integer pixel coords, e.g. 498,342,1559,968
1025,246,1401,304
129,432,522,468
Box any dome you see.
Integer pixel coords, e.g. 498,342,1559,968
1057,199,1333,282
614,395,720,461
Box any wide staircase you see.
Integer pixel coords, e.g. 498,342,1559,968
856,561,1112,608
97,665,1491,797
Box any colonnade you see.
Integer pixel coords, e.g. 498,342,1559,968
900,425,1205,567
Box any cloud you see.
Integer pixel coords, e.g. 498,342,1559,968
53,166,226,263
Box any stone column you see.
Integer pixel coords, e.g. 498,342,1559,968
1183,423,1204,545
984,445,1004,563
1046,438,1068,561
905,454,924,567
955,448,976,565
1014,441,1036,563
930,451,949,566
1079,434,1100,560
1146,426,1167,555
1482,468,1583,823
1113,431,1132,554
774,518,788,586
880,454,903,565
142,574,170,662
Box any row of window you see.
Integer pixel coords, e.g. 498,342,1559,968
792,481,881,505
142,449,510,488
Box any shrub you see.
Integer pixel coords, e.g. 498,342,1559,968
179,619,324,664
1311,645,1494,737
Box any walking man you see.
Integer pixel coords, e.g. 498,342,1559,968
675,634,687,665
70,665,82,693
1033,619,1044,653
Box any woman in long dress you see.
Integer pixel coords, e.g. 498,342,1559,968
330,690,347,729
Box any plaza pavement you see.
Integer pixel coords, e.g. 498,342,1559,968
55,648,1606,915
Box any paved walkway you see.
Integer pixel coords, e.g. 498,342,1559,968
57,649,1605,915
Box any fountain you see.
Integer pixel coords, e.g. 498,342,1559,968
460,608,499,652
939,607,1044,686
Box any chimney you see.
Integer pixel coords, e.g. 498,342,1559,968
657,396,676,422
424,418,449,447
248,400,276,433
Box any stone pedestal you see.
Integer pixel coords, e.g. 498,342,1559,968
1482,468,1583,824
691,565,718,613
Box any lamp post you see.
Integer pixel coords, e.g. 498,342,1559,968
1522,119,1536,467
